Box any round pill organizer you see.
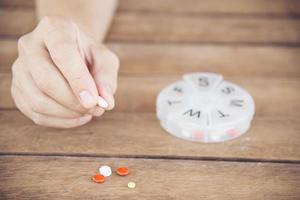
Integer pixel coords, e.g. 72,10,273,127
156,72,255,143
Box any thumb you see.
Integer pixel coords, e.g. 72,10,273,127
89,45,119,110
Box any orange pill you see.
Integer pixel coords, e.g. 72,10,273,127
92,173,105,183
116,167,129,176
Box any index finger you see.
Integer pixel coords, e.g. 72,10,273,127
40,18,98,109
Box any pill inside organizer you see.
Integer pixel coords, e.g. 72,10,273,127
156,72,255,143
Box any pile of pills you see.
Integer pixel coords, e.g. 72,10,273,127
92,165,135,189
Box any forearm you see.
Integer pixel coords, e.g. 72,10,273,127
35,0,118,42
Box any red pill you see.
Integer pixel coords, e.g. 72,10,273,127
116,167,129,176
92,173,105,183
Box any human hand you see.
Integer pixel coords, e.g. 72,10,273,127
11,16,119,128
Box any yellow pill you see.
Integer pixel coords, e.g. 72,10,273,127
127,182,136,189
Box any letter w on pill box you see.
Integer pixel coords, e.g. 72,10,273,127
156,72,255,143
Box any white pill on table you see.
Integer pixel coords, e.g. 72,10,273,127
127,181,136,189
99,165,112,177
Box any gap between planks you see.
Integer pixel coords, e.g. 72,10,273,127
0,152,300,165
2,36,300,47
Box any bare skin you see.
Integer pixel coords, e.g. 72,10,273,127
11,0,119,128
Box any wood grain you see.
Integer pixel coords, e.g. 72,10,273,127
0,39,17,70
1,73,300,117
0,110,299,161
0,156,299,200
1,9,300,44
111,43,300,77
1,39,300,77
0,8,36,36
108,13,300,44
0,0,34,8
0,73,14,108
118,0,300,15
1,0,300,15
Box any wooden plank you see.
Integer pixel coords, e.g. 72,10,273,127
0,0,34,8
1,9,300,44
1,0,300,15
0,39,17,71
0,110,299,161
118,0,300,15
0,8,36,36
0,73,14,108
1,73,300,117
1,39,300,77
108,13,300,44
110,43,300,77
0,156,299,199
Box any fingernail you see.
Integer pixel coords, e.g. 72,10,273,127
98,96,108,108
79,114,92,124
79,90,95,108
101,84,115,110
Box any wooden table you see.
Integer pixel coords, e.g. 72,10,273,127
0,0,300,199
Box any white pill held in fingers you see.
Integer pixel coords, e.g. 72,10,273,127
98,96,108,108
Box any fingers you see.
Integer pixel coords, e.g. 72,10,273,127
12,58,83,118
90,45,119,110
11,17,118,129
88,106,105,117
19,36,87,114
11,84,92,129
39,18,99,109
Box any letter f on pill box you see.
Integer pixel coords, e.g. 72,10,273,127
156,72,255,143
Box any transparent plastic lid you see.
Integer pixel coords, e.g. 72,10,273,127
156,72,255,143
